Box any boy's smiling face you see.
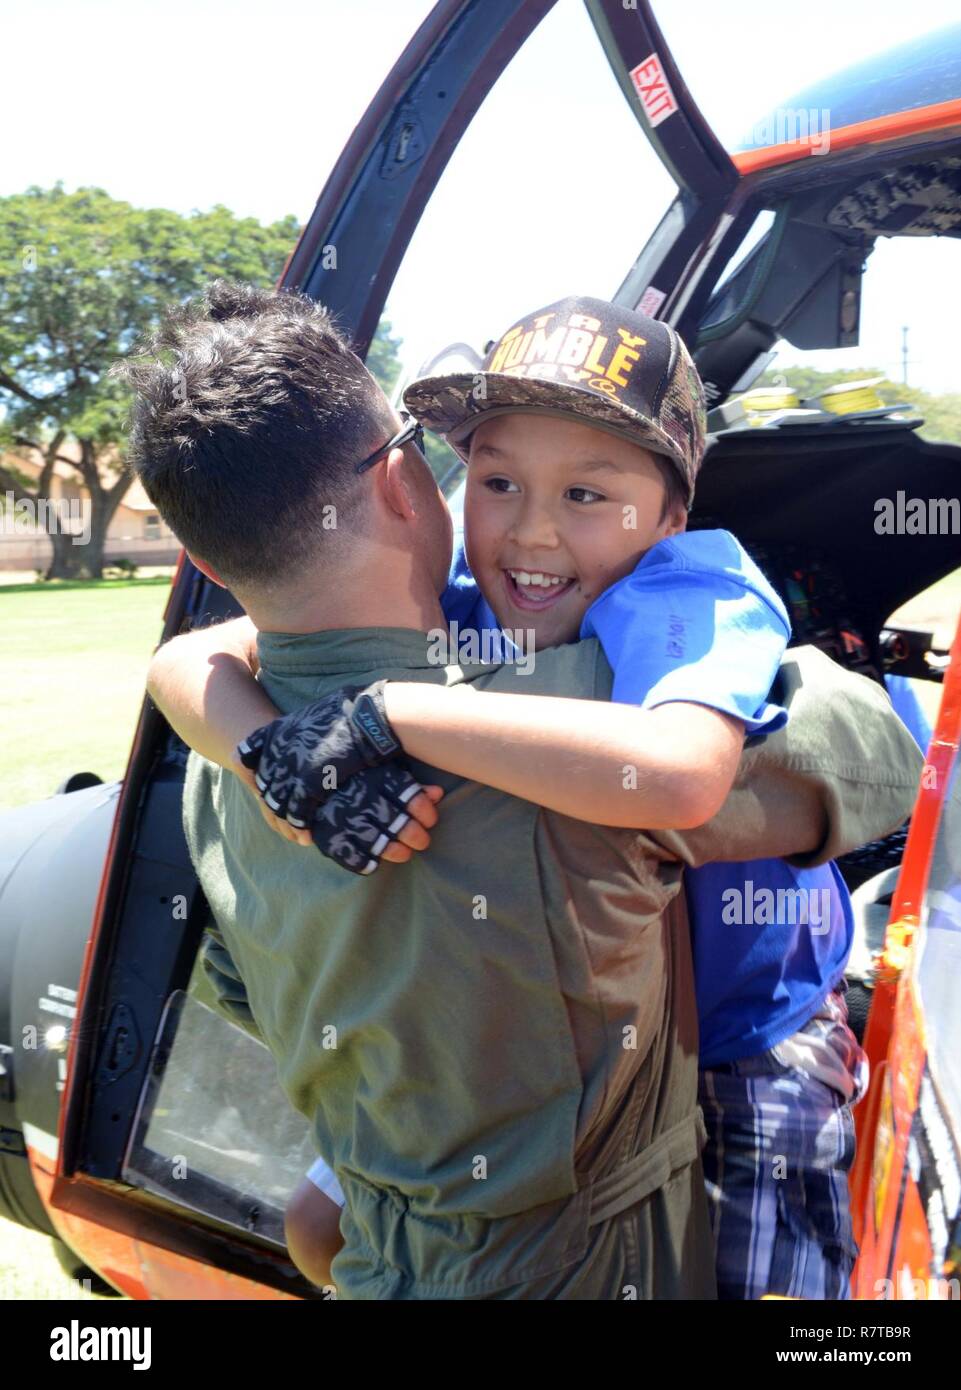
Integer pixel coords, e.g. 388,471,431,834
463,412,687,648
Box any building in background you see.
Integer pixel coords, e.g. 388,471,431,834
0,443,179,572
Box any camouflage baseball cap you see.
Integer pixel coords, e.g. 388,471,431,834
403,295,707,506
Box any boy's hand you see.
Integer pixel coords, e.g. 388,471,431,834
231,754,444,871
235,681,401,827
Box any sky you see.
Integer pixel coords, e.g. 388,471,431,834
4,0,961,394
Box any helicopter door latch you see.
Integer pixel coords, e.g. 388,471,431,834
96,1003,141,1085
381,109,426,180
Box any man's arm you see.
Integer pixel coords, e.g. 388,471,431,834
652,645,926,868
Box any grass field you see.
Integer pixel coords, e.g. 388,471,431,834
0,578,171,811
1,576,172,1297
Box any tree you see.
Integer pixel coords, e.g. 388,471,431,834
365,315,404,398
0,184,300,578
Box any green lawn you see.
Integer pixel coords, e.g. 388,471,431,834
0,577,172,1297
0,578,171,810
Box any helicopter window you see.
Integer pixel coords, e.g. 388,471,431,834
365,317,467,494
762,228,960,418
379,0,673,384
713,209,777,289
120,948,315,1248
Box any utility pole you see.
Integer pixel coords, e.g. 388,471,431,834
902,325,909,386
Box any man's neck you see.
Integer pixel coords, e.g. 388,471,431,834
241,561,447,637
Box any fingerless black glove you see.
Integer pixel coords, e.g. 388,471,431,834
235,680,400,828
310,761,423,875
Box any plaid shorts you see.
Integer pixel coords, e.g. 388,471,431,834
698,987,869,1301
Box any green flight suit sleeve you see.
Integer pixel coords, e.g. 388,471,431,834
198,926,267,1045
472,639,924,868
642,644,925,868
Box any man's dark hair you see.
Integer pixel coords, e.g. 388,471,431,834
113,280,395,589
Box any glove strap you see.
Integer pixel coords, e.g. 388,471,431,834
349,682,400,762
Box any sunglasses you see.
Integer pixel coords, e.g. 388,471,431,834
354,413,427,475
